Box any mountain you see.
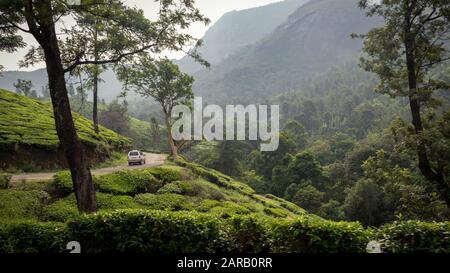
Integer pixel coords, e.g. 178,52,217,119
192,0,383,104
0,89,130,170
0,0,381,106
176,0,310,74
0,0,309,101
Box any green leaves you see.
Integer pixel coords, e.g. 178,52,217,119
117,56,194,114
359,0,450,101
378,220,450,253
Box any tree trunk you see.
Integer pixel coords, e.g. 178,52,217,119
93,25,100,134
93,72,99,133
164,111,178,159
30,1,97,213
403,16,450,207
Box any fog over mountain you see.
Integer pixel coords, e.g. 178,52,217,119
0,0,381,105
192,0,383,104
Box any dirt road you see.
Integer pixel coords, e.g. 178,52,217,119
10,153,166,183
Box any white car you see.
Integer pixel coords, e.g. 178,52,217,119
128,150,146,166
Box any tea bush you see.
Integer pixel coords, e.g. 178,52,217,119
269,217,371,253
0,89,130,151
0,190,49,221
41,193,144,222
66,210,228,253
51,169,163,196
1,210,448,253
0,173,11,189
134,193,192,211
377,221,450,253
0,221,68,253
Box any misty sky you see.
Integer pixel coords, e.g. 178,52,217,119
0,0,284,71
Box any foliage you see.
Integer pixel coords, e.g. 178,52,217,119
67,210,227,253
226,216,271,253
117,57,195,158
291,185,325,215
52,169,163,196
343,179,386,227
269,217,371,253
0,190,49,222
272,151,324,196
134,193,191,211
0,172,11,189
358,0,450,207
0,221,68,253
41,193,144,223
377,221,450,253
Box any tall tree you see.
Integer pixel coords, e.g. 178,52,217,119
357,0,450,207
0,0,208,213
70,6,105,133
118,57,194,159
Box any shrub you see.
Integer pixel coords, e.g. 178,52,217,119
41,197,79,223
3,210,448,253
148,166,184,183
227,216,270,253
158,180,226,201
377,221,450,253
51,171,73,195
134,193,191,211
51,169,163,196
157,182,184,195
13,180,52,192
209,201,251,216
176,159,256,196
263,207,289,218
97,193,143,210
0,221,68,253
67,210,229,253
0,190,49,221
94,170,160,195
269,217,371,253
41,193,143,222
0,173,11,189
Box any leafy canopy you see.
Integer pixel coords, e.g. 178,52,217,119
117,57,194,114
0,0,210,72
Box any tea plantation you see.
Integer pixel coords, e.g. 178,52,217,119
0,158,448,253
0,89,130,151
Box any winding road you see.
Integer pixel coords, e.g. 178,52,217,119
10,153,166,183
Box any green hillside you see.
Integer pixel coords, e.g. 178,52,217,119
2,158,447,253
0,157,308,224
0,89,130,151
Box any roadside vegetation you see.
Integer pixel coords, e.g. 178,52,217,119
0,157,448,253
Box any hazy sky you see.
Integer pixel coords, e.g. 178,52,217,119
0,0,284,71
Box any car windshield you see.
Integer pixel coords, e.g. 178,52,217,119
129,152,139,156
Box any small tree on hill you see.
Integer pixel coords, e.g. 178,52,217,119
118,57,194,159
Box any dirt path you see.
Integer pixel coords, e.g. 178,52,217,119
10,153,167,183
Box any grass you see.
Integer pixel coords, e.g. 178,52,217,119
0,89,131,151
